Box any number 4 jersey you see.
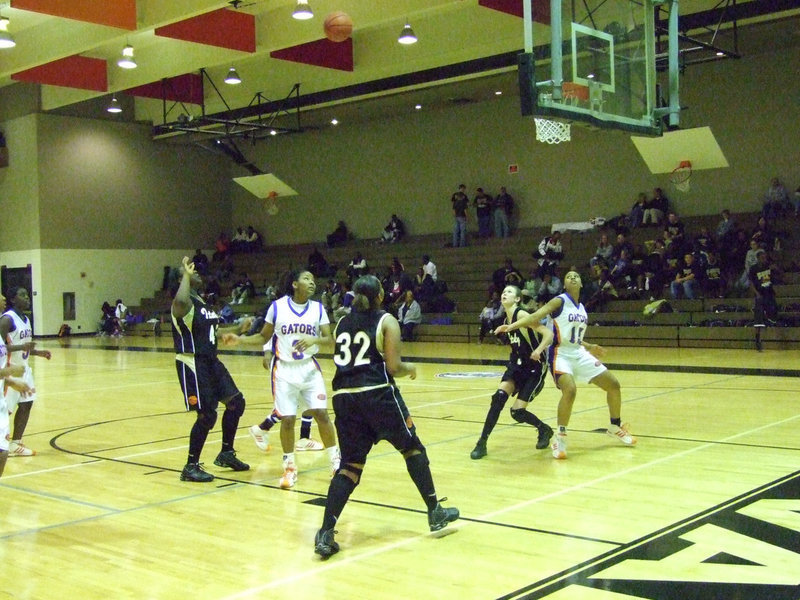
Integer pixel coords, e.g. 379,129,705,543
332,310,395,392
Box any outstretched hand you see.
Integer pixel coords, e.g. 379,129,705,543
181,256,196,276
494,324,510,335
220,333,239,346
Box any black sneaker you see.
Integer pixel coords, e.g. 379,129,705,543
536,424,554,450
214,450,250,471
428,499,459,532
470,439,487,460
180,463,214,482
314,528,339,559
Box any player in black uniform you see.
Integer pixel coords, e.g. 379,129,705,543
171,256,250,482
314,275,459,558
470,285,554,460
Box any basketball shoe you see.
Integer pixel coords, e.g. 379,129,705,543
295,437,324,451
536,424,554,450
249,425,271,452
607,423,637,446
551,433,567,459
279,463,298,489
8,441,35,456
314,528,339,559
469,439,487,460
180,463,214,482
213,450,250,471
428,499,460,532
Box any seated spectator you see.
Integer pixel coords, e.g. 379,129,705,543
664,212,686,253
611,233,634,264
212,232,230,262
202,276,221,305
590,233,614,272
382,264,406,310
478,292,505,344
192,249,209,275
100,301,121,336
333,280,354,321
327,220,349,248
114,299,128,332
670,253,702,300
693,226,716,261
491,258,524,294
231,273,255,305
751,216,778,252
422,255,438,283
643,188,669,226
230,227,247,253
397,290,422,341
535,231,564,278
346,252,368,283
736,238,765,292
308,246,336,278
243,226,262,253
715,209,736,248
536,272,562,304
585,269,618,311
321,278,342,318
519,288,538,312
702,252,727,298
380,214,405,244
762,177,791,220
629,192,647,229
638,239,667,300
609,248,635,290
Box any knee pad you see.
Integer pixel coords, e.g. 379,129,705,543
196,410,218,431
491,389,509,409
401,437,427,460
225,393,245,418
339,464,363,486
510,407,527,423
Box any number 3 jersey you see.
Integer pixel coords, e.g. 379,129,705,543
548,292,589,358
267,296,328,362
332,310,395,392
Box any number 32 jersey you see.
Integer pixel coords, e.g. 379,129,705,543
332,310,395,392
549,292,588,357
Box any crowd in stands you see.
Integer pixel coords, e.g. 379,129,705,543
450,184,515,247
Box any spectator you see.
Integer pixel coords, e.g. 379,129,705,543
702,252,727,298
609,248,635,291
451,184,469,248
491,258,523,294
231,227,247,253
736,238,764,293
100,301,121,336
478,292,505,344
380,214,405,244
308,246,336,278
231,273,255,305
670,253,702,300
762,177,790,219
643,188,669,226
590,233,614,271
535,230,564,278
474,187,493,238
192,249,209,275
585,268,618,311
611,232,634,264
715,209,736,247
203,276,221,305
493,186,513,238
115,298,128,331
638,239,667,300
327,220,349,248
750,216,778,252
321,278,342,318
629,192,647,229
333,280,354,321
346,252,368,283
212,232,230,262
397,290,422,341
664,212,686,254
536,271,562,304
750,250,780,337
243,226,262,253
422,255,438,283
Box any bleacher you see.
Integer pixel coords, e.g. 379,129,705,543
128,210,800,349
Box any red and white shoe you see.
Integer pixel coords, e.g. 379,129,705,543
248,425,271,452
279,464,298,489
551,433,567,460
607,423,637,446
295,437,324,451
8,441,36,456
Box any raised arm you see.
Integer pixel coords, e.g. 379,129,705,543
171,257,194,319
496,296,562,334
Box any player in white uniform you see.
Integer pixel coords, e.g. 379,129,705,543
224,270,339,488
0,287,52,457
496,271,636,459
0,292,33,475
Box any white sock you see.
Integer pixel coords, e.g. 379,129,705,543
327,446,339,461
283,452,295,468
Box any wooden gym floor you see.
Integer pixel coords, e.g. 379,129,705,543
1,335,799,600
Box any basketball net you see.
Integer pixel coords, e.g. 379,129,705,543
669,160,692,193
266,191,279,215
534,118,571,144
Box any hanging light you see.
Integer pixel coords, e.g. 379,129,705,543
224,67,241,85
292,0,313,20
106,96,122,114
397,22,417,45
0,15,16,49
117,45,137,69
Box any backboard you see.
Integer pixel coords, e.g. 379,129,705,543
520,0,678,136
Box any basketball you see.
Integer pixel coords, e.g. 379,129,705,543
324,12,353,42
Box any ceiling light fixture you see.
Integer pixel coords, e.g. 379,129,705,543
0,15,16,49
398,21,417,45
414,104,422,110
330,118,339,125
292,0,313,20
117,44,137,69
106,95,122,114
224,67,242,84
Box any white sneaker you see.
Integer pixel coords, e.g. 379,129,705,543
607,423,637,446
295,437,324,451
551,433,567,460
8,441,35,457
279,464,298,489
249,425,270,452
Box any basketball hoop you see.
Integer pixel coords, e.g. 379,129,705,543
669,160,692,193
534,118,571,144
266,190,279,215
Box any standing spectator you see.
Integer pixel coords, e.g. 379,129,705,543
493,186,514,238
536,230,564,278
451,184,469,247
670,253,702,299
397,290,422,341
762,177,791,219
314,275,458,558
1,287,52,457
750,250,780,351
170,257,250,482
474,187,493,238
470,285,553,460
192,249,209,275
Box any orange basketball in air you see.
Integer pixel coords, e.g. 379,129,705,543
324,12,353,42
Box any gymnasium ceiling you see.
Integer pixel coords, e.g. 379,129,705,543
0,0,798,142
